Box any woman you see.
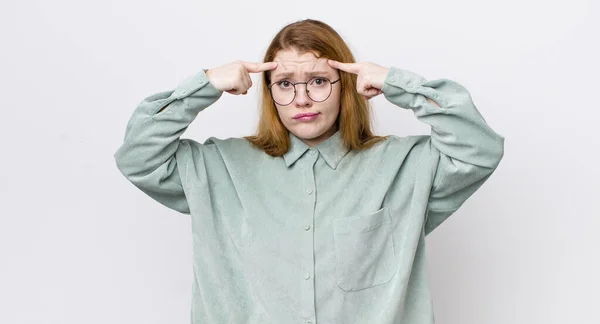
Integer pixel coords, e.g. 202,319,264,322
114,19,504,324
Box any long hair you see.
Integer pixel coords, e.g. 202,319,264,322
244,19,388,156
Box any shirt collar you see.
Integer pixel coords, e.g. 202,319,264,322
283,130,349,169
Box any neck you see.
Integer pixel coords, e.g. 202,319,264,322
302,125,338,147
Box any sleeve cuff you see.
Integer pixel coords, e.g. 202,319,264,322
169,69,222,101
381,66,427,95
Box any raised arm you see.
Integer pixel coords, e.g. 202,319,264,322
113,69,223,214
381,67,505,234
114,61,278,214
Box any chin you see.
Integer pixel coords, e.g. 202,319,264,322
292,125,333,140
285,116,337,140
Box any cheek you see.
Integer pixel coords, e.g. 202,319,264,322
275,107,291,124
330,89,341,106
327,91,342,113
275,106,285,117
320,103,340,120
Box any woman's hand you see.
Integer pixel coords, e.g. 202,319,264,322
206,61,278,95
327,60,389,100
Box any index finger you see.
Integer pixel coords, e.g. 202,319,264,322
242,61,278,73
328,60,361,74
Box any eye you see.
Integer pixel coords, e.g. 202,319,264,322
277,80,292,89
310,77,328,86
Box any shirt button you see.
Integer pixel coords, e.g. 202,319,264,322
306,189,313,195
406,81,412,87
303,272,311,280
306,321,312,324
389,76,396,82
309,149,316,155
180,90,188,95
304,224,311,231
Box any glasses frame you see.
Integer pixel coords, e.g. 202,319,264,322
267,76,341,106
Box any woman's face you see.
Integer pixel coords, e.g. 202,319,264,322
270,48,341,147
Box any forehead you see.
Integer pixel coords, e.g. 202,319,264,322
271,49,333,77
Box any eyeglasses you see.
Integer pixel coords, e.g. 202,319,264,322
267,77,341,106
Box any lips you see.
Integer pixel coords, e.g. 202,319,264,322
293,113,319,119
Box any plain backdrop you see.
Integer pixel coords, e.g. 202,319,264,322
1,0,598,323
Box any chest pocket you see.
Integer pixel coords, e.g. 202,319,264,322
332,206,397,292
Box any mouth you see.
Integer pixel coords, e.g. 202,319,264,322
293,112,320,120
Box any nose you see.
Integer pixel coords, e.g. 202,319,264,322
294,83,312,107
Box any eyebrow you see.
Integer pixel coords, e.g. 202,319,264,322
271,70,330,79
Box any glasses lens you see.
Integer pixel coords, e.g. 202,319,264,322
271,80,296,105
307,78,332,102
271,78,332,105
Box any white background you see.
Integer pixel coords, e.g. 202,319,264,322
1,0,599,323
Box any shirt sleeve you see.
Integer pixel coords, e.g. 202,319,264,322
381,67,505,235
113,69,223,214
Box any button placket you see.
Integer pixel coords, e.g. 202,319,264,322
306,150,316,196
299,149,318,324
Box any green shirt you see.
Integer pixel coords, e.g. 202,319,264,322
114,67,504,324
